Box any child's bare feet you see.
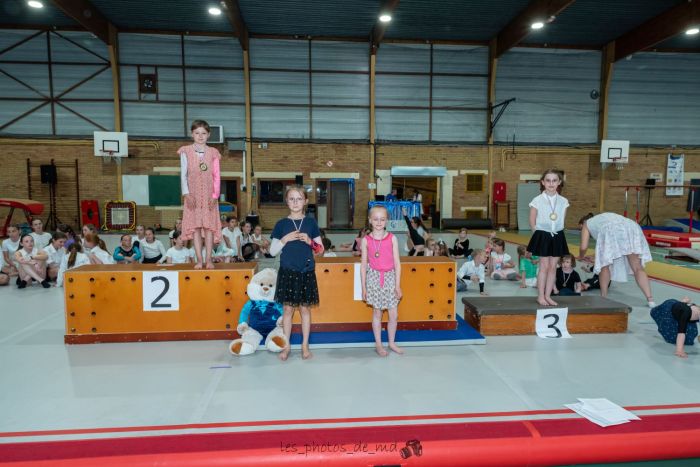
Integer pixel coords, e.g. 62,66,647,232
205,261,215,270
194,262,203,270
375,345,388,357
546,297,558,306
279,347,290,361
537,297,549,306
301,345,313,360
388,343,403,355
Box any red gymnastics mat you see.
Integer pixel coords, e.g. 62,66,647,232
644,230,700,248
2,410,700,466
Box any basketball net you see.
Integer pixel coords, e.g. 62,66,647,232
99,150,120,165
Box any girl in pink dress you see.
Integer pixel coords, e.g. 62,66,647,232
179,120,222,269
361,205,403,357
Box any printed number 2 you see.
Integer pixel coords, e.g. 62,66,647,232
150,276,171,308
543,313,562,338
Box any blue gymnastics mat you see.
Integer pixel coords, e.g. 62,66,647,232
289,315,485,349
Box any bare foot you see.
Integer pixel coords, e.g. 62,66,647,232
375,345,388,357
194,262,203,270
388,343,404,355
301,345,313,360
279,347,290,361
546,297,558,306
537,297,549,307
205,261,215,270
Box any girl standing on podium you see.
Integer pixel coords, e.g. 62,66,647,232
361,205,403,357
179,120,222,270
269,185,323,361
527,169,570,307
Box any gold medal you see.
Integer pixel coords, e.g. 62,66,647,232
199,162,208,171
374,251,380,258
550,213,557,221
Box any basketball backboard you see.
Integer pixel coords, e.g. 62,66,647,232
600,140,629,164
94,131,128,157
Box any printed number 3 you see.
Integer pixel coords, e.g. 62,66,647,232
150,276,170,308
543,313,562,338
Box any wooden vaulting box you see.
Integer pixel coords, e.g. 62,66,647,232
64,257,458,344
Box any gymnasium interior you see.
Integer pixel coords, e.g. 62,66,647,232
1,0,700,465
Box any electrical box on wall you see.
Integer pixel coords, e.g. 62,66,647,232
368,183,377,190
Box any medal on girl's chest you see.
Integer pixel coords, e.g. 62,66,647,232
547,194,558,222
550,213,557,221
372,234,383,258
199,162,208,171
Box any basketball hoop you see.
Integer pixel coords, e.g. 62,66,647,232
615,162,624,171
99,150,119,165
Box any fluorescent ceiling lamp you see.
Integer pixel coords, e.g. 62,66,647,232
686,27,699,35
379,14,392,23
208,7,222,16
27,1,43,8
531,21,544,30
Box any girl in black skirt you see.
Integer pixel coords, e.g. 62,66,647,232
269,185,323,361
527,169,570,307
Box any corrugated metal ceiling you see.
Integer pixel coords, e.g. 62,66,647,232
0,0,697,51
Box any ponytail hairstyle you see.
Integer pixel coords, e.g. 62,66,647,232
57,224,76,240
578,212,595,226
67,242,83,269
84,232,106,251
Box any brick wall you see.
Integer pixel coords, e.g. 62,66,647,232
1,138,697,231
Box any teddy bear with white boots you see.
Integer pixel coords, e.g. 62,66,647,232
229,268,288,356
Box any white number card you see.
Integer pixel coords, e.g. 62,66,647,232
536,307,571,338
142,271,179,311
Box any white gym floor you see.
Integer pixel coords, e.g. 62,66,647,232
1,232,699,445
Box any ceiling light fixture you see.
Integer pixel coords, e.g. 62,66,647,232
531,21,544,30
686,27,699,35
379,14,392,23
208,6,222,16
27,1,43,8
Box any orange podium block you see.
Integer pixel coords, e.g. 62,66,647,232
311,256,457,331
64,263,255,344
64,257,457,344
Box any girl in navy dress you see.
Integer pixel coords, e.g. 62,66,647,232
269,185,323,361
527,169,569,306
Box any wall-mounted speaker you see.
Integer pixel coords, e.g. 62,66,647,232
295,175,303,185
40,164,57,184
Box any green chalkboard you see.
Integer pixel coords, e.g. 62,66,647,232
148,175,181,206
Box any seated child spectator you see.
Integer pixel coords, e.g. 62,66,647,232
553,254,582,296
80,224,97,248
450,228,473,258
113,234,142,264
168,218,183,246
44,232,67,281
165,231,194,264
237,221,257,262
456,249,488,295
424,238,437,257
221,216,242,258
212,242,233,263
489,238,518,280
351,227,370,256
30,218,52,251
322,237,337,257
517,245,539,289
437,240,449,257
57,242,90,287
14,233,49,288
251,224,272,258
56,224,77,250
140,227,166,263
1,224,21,280
84,232,115,265
131,224,146,251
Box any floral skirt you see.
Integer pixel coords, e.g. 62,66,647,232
366,267,400,311
274,267,319,307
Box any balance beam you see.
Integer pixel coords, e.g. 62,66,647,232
462,296,631,336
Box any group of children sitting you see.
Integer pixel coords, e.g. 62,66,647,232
0,216,274,289
455,231,604,297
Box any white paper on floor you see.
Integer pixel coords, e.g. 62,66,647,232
566,398,641,427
